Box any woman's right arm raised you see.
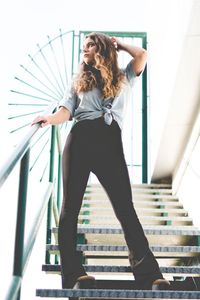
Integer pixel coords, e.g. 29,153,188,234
31,106,71,128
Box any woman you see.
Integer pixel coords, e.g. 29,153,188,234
32,32,170,290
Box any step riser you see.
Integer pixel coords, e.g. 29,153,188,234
78,219,193,226
53,233,192,246
84,195,179,201
83,201,183,208
80,209,188,217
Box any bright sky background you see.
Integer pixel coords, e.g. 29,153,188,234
0,0,150,161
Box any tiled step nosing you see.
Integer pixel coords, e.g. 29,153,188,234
52,225,200,236
42,264,200,275
47,244,200,253
36,288,200,298
76,215,193,222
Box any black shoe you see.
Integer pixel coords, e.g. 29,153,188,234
73,275,96,289
62,273,96,289
152,279,171,290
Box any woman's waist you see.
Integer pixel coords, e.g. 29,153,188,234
71,116,120,132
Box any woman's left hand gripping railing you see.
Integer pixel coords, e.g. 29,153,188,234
0,101,61,300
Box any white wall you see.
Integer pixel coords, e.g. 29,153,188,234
173,110,200,229
147,0,195,179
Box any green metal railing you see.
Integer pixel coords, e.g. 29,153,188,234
2,29,148,300
0,102,65,300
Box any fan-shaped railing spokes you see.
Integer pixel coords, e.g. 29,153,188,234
8,30,75,135
8,30,77,184
8,30,147,184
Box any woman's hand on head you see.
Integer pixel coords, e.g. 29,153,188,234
111,36,124,51
31,115,50,128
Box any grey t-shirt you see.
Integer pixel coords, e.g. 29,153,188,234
59,60,139,130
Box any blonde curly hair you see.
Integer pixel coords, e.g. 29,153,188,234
73,32,125,99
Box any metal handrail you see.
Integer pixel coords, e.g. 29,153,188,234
0,101,61,300
5,182,53,300
0,101,57,188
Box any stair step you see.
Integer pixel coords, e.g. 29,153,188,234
83,199,183,208
87,183,172,189
52,225,200,235
52,225,198,247
36,288,200,299
76,215,193,226
47,244,200,256
80,207,188,214
84,194,179,201
77,215,192,222
85,188,174,195
42,264,200,275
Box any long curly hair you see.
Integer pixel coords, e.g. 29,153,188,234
73,32,125,99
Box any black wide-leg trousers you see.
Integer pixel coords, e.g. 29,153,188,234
58,117,163,288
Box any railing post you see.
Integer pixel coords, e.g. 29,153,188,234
13,148,30,300
45,124,56,264
142,34,148,183
57,152,62,214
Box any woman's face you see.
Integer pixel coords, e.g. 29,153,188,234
82,37,97,65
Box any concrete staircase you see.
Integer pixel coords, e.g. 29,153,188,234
36,183,200,299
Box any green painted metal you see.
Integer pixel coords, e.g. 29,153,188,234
59,28,69,87
77,233,87,244
8,103,48,107
0,126,36,188
47,35,66,91
13,76,59,101
8,110,44,120
46,123,56,264
19,63,61,99
1,101,59,299
5,184,54,300
5,276,22,300
13,149,30,299
55,128,62,265
56,153,62,214
196,236,200,246
78,31,82,68
166,220,173,226
56,126,62,214
10,89,52,102
71,30,75,76
29,138,49,172
142,34,148,183
36,44,63,96
80,30,147,38
23,182,53,270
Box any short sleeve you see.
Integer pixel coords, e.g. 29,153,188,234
124,60,141,87
59,86,77,120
